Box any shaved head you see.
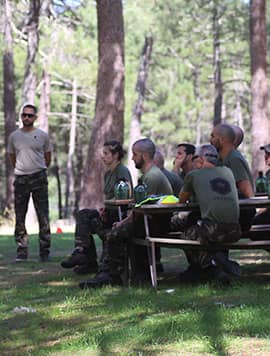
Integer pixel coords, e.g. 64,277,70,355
153,150,164,169
231,124,244,148
214,124,236,144
132,138,156,159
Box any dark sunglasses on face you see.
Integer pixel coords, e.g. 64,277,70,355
21,113,35,118
192,153,218,161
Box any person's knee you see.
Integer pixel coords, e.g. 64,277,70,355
76,209,99,222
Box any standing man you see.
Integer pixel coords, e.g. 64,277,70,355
210,123,255,231
8,104,52,262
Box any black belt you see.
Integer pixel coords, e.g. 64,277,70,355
15,169,47,178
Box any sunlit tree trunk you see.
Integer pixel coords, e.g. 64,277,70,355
79,0,125,209
38,69,50,132
22,0,41,104
64,79,77,217
51,134,63,220
213,3,222,126
3,0,16,217
128,36,153,185
250,0,270,178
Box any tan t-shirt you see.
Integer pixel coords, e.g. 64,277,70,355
7,128,51,175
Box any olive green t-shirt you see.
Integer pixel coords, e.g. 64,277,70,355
141,165,173,196
219,149,254,196
104,163,133,200
161,168,183,196
183,166,239,223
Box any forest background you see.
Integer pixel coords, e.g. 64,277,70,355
0,0,270,222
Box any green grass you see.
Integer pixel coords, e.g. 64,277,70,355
1,233,270,355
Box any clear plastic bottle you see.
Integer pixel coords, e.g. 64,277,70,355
114,179,130,200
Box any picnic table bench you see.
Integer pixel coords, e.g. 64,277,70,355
132,197,270,288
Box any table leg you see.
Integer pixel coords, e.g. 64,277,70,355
148,240,157,289
118,206,122,221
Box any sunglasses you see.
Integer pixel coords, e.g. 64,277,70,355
22,113,35,118
192,153,218,161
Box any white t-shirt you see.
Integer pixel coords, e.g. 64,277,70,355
7,128,52,175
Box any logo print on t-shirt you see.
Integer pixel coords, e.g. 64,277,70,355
210,177,231,195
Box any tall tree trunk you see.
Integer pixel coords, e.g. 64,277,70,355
250,0,270,178
22,0,41,226
127,36,153,185
3,0,16,217
51,134,63,219
193,68,202,146
213,4,223,126
79,0,125,209
38,69,50,132
64,79,77,217
22,0,41,104
74,131,83,215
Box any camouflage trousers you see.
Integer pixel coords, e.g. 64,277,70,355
99,214,172,278
14,170,51,258
74,208,119,262
180,218,241,269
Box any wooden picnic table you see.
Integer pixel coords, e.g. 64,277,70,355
132,197,270,288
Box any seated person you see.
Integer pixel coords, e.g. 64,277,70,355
252,144,270,226
172,143,196,179
178,144,241,284
61,140,133,274
79,138,173,288
153,150,183,195
231,124,244,149
210,123,255,232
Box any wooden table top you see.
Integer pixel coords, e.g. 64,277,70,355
133,197,270,214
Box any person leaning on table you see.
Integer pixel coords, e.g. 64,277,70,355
177,144,242,284
61,140,133,275
79,138,173,289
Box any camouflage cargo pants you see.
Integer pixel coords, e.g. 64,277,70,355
74,208,119,261
181,219,241,269
14,170,51,258
99,213,172,279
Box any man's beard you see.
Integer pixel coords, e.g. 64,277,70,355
23,121,34,127
135,157,144,170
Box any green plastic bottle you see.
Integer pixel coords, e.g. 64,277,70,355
134,179,147,203
255,171,267,194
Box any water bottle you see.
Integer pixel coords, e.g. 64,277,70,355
255,171,267,194
114,179,130,200
134,179,147,203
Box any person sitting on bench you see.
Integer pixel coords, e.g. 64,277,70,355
178,144,242,284
61,140,133,275
79,138,173,288
252,144,270,228
210,123,255,232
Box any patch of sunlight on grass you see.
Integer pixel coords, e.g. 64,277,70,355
46,280,75,286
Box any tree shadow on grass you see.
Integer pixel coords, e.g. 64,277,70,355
1,234,270,355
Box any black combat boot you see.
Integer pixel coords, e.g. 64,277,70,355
61,247,89,268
